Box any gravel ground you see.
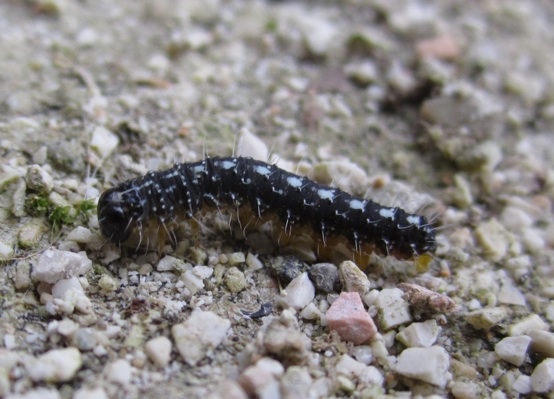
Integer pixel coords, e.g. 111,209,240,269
1,1,554,398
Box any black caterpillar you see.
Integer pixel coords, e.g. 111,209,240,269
97,157,436,265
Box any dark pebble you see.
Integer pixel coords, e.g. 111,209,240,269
308,262,341,293
267,256,308,284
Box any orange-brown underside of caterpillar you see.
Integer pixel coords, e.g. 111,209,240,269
119,203,431,271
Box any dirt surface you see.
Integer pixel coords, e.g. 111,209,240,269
1,1,554,398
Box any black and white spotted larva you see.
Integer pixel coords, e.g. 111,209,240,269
97,157,436,266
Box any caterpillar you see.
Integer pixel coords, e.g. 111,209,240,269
97,157,436,267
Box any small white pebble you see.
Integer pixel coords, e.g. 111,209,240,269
494,336,531,366
509,314,549,336
91,126,119,158
236,128,269,161
26,164,54,193
73,387,108,399
32,249,92,284
144,336,172,367
451,381,479,399
528,329,554,357
3,334,16,350
76,28,99,46
98,275,118,293
351,345,373,365
465,307,509,330
511,375,531,395
57,318,78,336
335,354,367,377
157,255,182,271
521,227,545,253
0,240,14,261
193,265,213,279
147,53,169,73
182,270,204,295
171,309,231,366
139,264,153,275
474,219,511,262
531,358,554,393
375,288,412,330
256,357,285,377
396,319,441,348
246,253,263,270
227,252,246,265
66,226,95,243
395,346,451,388
25,348,82,382
299,302,322,321
497,278,526,306
285,272,315,310
105,359,132,387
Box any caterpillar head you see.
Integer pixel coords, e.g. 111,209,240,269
383,213,437,259
399,221,437,258
98,188,142,243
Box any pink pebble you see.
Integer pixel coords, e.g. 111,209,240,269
326,292,377,345
416,35,460,61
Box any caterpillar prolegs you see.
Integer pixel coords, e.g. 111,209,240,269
97,157,437,267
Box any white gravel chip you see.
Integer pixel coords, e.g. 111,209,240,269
236,128,269,161
182,269,204,295
228,252,246,265
396,319,441,348
73,387,109,399
512,375,532,395
465,307,510,330
285,272,315,310
32,249,92,284
0,367,9,397
90,126,119,158
0,240,14,261
474,219,511,262
246,252,264,270
26,164,54,193
5,388,61,399
508,314,549,336
194,265,214,279
295,13,337,56
531,358,554,393
66,226,95,243
375,288,412,330
339,260,371,295
145,336,172,367
171,309,231,366
497,276,527,306
494,335,531,366
239,357,282,399
395,346,451,388
25,347,82,382
335,354,384,387
48,276,92,314
98,275,118,293
528,329,554,357
105,359,132,387
157,255,182,271
56,318,79,336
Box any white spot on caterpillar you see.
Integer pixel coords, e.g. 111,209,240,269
350,199,365,210
379,208,396,219
406,215,421,225
318,189,334,200
287,176,303,188
222,160,236,169
255,166,271,176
